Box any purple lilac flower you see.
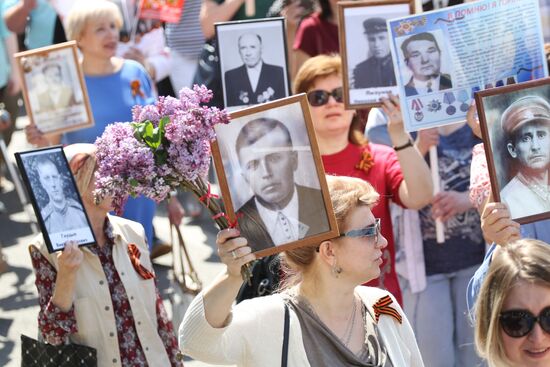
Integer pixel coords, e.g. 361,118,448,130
94,85,230,213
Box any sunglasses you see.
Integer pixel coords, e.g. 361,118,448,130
339,218,381,243
500,307,550,338
306,87,344,106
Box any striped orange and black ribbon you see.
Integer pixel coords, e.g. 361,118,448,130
127,243,155,280
373,295,402,324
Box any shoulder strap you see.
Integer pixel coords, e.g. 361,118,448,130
281,302,290,367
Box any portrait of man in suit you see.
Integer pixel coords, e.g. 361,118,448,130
36,63,77,113
401,32,453,96
234,117,330,251
35,155,88,233
224,33,286,108
353,18,396,89
499,95,550,219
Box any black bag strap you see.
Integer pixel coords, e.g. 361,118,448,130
281,303,290,367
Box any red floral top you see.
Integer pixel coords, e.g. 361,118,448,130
30,219,183,367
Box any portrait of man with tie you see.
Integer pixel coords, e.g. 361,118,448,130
223,33,286,108
232,117,330,252
401,32,453,97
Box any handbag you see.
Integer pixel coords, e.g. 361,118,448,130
235,254,280,303
21,334,97,367
169,223,203,330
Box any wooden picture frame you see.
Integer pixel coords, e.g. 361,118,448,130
14,146,96,253
14,41,94,136
338,0,414,109
215,17,292,112
211,94,339,258
475,77,550,224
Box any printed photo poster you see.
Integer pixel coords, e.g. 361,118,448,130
338,0,413,109
476,78,550,224
216,18,291,112
15,146,96,253
15,41,94,136
388,0,548,131
211,95,338,258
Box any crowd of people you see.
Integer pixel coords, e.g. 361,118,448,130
1,0,550,366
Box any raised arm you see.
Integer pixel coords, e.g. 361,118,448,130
381,94,433,209
202,228,254,327
29,242,82,345
200,0,245,40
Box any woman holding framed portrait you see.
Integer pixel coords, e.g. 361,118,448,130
24,0,184,251
28,143,182,367
293,54,433,305
180,175,424,366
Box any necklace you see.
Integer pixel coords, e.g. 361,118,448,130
517,173,550,204
341,297,358,347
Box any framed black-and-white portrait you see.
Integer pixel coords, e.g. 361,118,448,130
211,94,339,258
14,41,94,136
476,77,550,224
15,146,96,253
338,0,413,109
215,17,291,112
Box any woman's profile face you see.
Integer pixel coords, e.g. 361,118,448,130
500,280,550,367
78,16,119,60
307,74,355,141
336,205,387,284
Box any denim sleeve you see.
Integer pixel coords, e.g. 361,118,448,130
466,244,496,321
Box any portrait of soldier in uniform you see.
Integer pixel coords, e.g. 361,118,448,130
500,95,550,219
353,18,396,89
234,117,330,251
35,155,88,233
401,32,453,96
224,33,286,107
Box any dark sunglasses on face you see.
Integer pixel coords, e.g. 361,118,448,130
499,307,550,338
338,218,381,243
306,87,344,106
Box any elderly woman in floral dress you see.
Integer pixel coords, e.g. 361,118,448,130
29,143,183,367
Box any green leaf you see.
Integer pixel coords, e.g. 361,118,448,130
129,178,139,187
155,149,168,165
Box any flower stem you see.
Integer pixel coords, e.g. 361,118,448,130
179,179,253,285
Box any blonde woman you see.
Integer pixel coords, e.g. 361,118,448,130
475,239,550,367
180,175,424,367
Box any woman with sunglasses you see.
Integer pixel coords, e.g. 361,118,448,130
180,175,424,366
293,54,433,305
475,238,550,367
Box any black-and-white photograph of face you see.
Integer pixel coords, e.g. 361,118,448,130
340,2,410,108
396,30,454,97
216,18,290,111
16,42,92,135
15,147,95,252
214,100,330,253
479,82,550,223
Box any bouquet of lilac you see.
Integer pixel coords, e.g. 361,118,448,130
94,85,252,279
